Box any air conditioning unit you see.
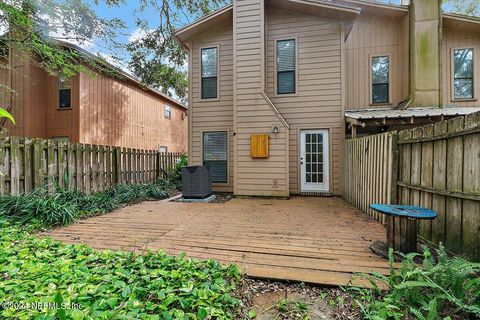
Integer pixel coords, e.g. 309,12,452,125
182,165,212,199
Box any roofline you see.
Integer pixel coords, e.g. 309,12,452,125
345,0,408,12
174,1,362,44
442,12,480,24
53,39,188,111
294,0,361,14
173,5,233,43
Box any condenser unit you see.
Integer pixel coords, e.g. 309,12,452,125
182,165,212,198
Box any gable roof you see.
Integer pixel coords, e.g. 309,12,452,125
54,40,188,110
174,0,362,44
174,0,480,45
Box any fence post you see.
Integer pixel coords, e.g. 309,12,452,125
113,146,121,185
10,137,20,196
390,132,399,205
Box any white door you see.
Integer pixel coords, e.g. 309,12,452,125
300,129,329,192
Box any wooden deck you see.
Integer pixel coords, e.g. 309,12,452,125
42,196,391,286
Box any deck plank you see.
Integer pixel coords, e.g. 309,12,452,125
41,196,390,286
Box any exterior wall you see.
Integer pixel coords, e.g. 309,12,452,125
1,51,186,151
409,0,442,107
266,7,343,194
345,12,409,110
3,55,50,138
79,72,187,152
45,72,80,141
442,28,480,107
234,0,289,197
189,21,234,192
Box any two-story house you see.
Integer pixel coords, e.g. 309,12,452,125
0,39,188,152
174,0,480,197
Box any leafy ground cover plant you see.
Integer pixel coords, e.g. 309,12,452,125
0,222,241,319
0,181,170,228
349,246,480,320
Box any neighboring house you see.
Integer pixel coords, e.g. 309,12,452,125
0,40,188,152
174,0,480,197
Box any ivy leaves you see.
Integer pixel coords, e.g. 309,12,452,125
0,223,241,319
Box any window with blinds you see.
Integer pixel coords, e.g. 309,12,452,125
203,131,227,183
201,47,218,99
453,48,474,100
371,56,390,104
277,39,296,94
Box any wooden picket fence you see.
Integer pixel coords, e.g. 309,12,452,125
341,131,398,224
0,136,184,195
342,111,480,261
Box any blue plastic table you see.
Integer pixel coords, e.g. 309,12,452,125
370,204,437,254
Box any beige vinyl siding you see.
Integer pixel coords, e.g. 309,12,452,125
234,0,289,197
190,21,234,192
442,28,480,106
345,13,409,110
266,7,342,194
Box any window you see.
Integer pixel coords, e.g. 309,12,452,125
159,146,168,153
453,48,474,100
203,131,227,183
165,104,171,118
277,39,296,94
371,56,390,104
59,77,72,109
201,47,218,99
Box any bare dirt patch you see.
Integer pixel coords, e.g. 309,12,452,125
237,278,361,320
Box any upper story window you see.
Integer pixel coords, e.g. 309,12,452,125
59,77,72,109
371,56,390,104
453,48,474,100
165,104,171,118
201,47,218,99
277,39,296,94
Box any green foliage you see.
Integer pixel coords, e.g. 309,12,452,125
350,246,480,320
274,299,309,320
167,154,188,189
0,182,169,228
0,0,126,91
443,0,480,17
0,221,241,319
0,107,15,124
126,0,230,103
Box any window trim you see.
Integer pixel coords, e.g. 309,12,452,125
274,37,298,97
164,104,172,119
201,130,229,185
369,54,392,106
451,47,476,102
199,45,220,101
58,76,73,110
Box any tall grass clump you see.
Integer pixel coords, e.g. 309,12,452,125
0,181,169,229
349,246,480,319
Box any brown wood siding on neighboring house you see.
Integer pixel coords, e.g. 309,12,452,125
234,0,289,197
78,72,187,152
345,13,409,109
45,72,80,141
190,21,234,192
442,28,480,106
266,8,343,195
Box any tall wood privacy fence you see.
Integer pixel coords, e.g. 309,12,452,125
0,136,184,196
342,111,480,261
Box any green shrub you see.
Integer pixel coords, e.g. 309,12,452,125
0,222,241,319
350,246,480,319
168,154,188,189
0,181,170,228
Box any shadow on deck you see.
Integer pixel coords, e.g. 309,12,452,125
42,196,390,287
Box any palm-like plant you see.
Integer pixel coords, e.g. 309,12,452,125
0,107,15,124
